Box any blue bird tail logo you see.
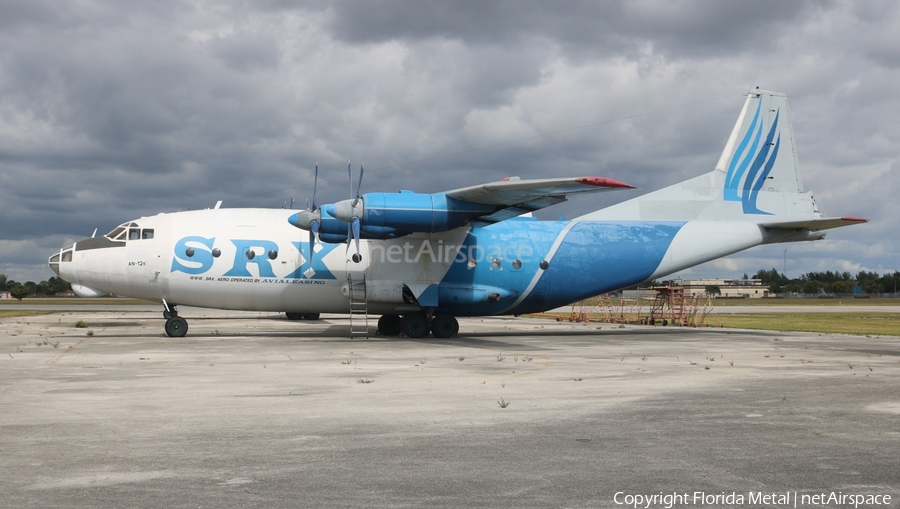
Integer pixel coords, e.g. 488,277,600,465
723,100,781,215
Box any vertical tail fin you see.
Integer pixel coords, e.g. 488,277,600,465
716,89,803,215
580,89,819,223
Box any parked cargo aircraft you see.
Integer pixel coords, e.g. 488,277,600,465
49,90,865,338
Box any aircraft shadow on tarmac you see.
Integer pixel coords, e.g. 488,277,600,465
77,314,783,351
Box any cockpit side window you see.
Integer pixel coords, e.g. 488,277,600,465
61,250,73,262
129,228,140,241
142,229,154,240
107,227,126,240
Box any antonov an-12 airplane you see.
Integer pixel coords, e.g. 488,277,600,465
49,90,865,338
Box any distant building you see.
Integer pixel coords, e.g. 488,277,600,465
682,278,770,299
0,291,11,299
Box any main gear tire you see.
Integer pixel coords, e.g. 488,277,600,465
430,315,459,339
165,316,188,337
377,314,403,336
401,314,429,339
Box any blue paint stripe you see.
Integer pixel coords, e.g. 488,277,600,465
724,100,762,201
741,110,779,214
747,134,780,215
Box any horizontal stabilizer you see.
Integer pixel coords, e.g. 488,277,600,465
761,216,867,232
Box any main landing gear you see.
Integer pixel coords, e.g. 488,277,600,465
377,313,459,339
162,302,188,338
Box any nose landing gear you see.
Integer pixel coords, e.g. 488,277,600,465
162,300,188,337
165,315,188,337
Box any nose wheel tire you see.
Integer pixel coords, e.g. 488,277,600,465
400,314,429,339
430,315,459,338
165,316,188,337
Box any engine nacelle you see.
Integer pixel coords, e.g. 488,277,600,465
332,192,494,238
289,191,497,243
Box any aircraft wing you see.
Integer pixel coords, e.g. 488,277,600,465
445,176,635,224
760,216,868,232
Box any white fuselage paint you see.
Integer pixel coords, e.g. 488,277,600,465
649,221,765,280
58,209,477,314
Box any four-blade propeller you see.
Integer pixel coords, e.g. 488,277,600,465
288,161,365,265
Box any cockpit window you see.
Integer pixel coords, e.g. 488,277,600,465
142,229,154,240
107,222,144,241
107,226,126,239
61,250,73,262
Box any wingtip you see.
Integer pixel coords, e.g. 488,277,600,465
576,177,637,189
841,216,868,223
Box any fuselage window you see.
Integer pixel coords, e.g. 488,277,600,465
129,229,140,241
142,229,154,240
61,250,73,262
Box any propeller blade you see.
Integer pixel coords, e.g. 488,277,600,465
352,163,364,207
307,219,321,268
346,216,361,259
346,218,353,253
311,163,318,212
308,230,315,268
290,194,294,209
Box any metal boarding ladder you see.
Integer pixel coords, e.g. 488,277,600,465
347,273,369,338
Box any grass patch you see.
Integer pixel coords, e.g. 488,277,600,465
0,298,157,306
717,312,900,336
709,297,900,307
0,310,56,320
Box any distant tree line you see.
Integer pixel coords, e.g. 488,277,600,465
623,270,899,295
0,273,72,301
752,268,900,295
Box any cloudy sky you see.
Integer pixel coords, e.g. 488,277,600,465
1,0,897,284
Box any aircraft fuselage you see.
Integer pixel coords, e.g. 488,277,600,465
52,208,720,317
